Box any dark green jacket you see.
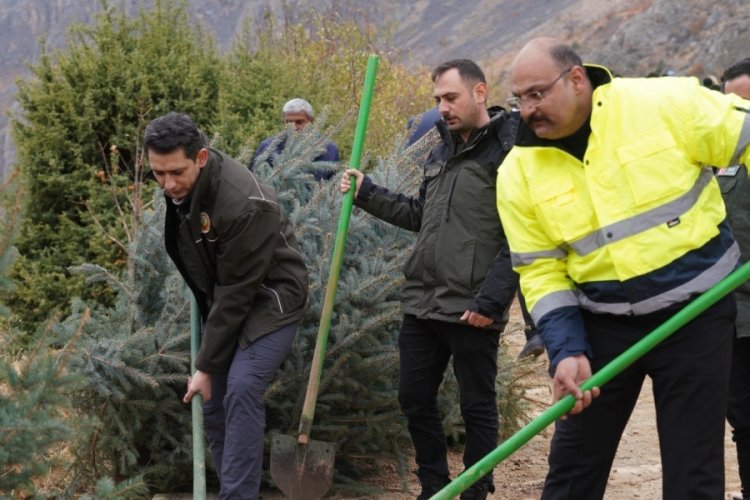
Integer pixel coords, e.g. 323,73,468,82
718,163,750,337
355,108,519,329
165,149,308,372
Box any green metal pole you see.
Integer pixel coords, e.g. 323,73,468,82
190,296,206,500
432,260,750,499
297,54,380,443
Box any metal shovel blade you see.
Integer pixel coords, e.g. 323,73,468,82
270,433,335,500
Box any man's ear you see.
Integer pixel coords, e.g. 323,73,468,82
569,65,588,94
197,147,209,168
473,81,488,105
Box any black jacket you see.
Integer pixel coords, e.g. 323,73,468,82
164,149,308,373
354,108,519,329
718,163,750,337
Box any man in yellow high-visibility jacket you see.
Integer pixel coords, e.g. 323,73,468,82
497,38,750,500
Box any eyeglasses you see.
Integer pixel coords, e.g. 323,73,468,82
506,67,573,110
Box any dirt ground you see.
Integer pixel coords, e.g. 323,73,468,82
255,301,743,500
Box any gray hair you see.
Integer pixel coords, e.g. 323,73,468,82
282,98,314,118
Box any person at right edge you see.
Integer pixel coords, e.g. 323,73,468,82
340,59,519,499
719,56,750,500
496,38,750,500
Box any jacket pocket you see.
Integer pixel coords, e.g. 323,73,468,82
436,238,476,294
717,172,739,196
530,174,593,243
617,128,685,207
403,250,421,282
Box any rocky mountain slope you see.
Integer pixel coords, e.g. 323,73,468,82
1,0,749,177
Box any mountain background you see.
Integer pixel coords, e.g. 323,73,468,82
1,0,748,178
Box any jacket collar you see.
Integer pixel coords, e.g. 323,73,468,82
435,105,510,154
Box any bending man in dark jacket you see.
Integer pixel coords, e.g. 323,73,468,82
339,59,518,500
144,112,308,499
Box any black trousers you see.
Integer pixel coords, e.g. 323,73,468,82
542,294,735,500
728,334,750,499
397,314,500,483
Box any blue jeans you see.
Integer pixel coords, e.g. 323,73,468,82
203,323,297,499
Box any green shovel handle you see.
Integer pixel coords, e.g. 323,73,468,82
297,54,380,443
190,296,206,499
432,260,750,499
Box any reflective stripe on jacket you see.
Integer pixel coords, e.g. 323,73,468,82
497,66,750,370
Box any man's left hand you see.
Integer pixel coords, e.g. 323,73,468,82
183,370,212,403
460,310,494,328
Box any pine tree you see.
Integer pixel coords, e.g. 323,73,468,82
9,0,437,337
214,8,433,162
0,172,22,317
9,0,224,330
52,192,197,493
0,325,80,495
258,124,428,483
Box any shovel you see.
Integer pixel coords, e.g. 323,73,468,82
431,259,750,499
270,54,380,500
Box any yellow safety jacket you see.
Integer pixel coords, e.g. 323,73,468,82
497,65,750,370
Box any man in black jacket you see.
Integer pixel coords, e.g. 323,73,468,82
719,57,750,500
340,59,518,500
144,112,308,499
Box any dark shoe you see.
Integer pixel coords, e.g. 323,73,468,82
459,481,494,500
416,470,450,500
518,332,544,359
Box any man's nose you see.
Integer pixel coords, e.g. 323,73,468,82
520,101,539,121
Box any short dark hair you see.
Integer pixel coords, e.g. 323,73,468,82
431,58,486,85
549,44,583,70
722,57,750,83
143,112,205,160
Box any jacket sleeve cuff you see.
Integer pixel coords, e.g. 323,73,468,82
467,298,504,323
536,305,591,376
355,175,375,204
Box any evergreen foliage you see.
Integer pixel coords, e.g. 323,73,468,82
78,476,149,500
9,0,434,337
51,117,531,496
6,1,533,495
9,0,223,329
215,8,433,163
55,118,429,493
0,172,23,317
0,326,80,495
52,192,195,493
260,125,426,483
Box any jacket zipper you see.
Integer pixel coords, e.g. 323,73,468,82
445,168,462,222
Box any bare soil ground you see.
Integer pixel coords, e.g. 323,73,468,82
252,301,742,499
